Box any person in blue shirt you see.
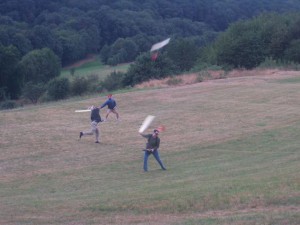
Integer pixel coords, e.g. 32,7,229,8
100,94,119,121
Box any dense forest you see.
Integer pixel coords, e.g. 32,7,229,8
1,0,300,105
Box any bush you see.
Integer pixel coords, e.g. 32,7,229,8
101,71,125,91
47,77,70,100
0,100,20,110
166,77,183,85
22,82,46,104
197,70,211,82
86,74,101,93
71,77,88,96
123,52,177,86
0,87,8,101
259,57,300,70
192,62,222,72
284,39,300,63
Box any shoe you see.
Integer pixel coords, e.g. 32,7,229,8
95,141,100,143
162,168,167,171
79,132,83,139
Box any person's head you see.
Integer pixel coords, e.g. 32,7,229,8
107,94,112,98
153,129,159,136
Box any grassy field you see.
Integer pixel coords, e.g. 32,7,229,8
60,57,130,80
0,71,300,224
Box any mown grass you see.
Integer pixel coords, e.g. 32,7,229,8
179,211,300,225
60,57,130,80
277,76,300,84
0,73,300,224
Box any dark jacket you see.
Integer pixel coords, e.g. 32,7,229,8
91,108,101,123
142,134,160,150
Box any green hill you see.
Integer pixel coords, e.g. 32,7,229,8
0,71,299,224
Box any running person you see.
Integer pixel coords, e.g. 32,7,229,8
79,106,102,143
100,94,119,121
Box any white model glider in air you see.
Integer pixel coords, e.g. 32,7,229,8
139,115,155,133
150,38,170,52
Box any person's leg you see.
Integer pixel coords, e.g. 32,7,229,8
91,121,100,143
95,127,100,143
82,122,95,136
143,151,150,172
152,150,166,170
105,109,111,120
112,109,119,119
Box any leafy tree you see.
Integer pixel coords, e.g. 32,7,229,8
10,32,32,56
284,39,300,63
99,44,109,63
47,77,70,100
18,48,61,84
123,52,176,86
30,25,62,58
71,77,88,96
201,13,300,69
80,25,101,53
101,71,125,91
0,44,21,99
22,82,46,104
102,38,138,65
166,38,199,72
215,23,266,69
56,29,86,66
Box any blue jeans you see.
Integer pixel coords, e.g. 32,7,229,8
143,149,166,171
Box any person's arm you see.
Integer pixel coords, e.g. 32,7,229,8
139,133,148,138
100,100,108,109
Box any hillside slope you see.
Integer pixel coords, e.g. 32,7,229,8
1,70,300,224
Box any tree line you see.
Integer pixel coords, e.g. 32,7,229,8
0,0,300,106
48,12,300,103
110,12,300,89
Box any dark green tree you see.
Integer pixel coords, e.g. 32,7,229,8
47,77,70,100
30,25,62,58
18,48,61,84
123,52,176,86
101,71,125,91
22,82,46,104
284,39,300,63
166,38,199,72
0,44,22,99
56,29,86,66
201,13,300,69
71,77,88,96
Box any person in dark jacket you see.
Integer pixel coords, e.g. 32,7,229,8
79,106,102,143
140,129,166,172
100,94,119,121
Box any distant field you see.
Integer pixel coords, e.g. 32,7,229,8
0,71,300,224
60,57,130,80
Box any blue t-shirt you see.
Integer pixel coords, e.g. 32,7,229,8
100,98,116,109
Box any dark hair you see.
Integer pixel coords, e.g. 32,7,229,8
154,129,159,133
